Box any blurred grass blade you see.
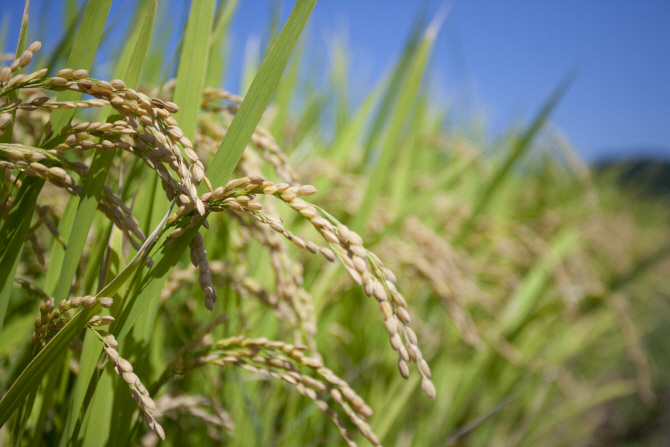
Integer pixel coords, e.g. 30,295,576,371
0,215,162,427
241,36,261,95
12,1,28,64
455,74,575,244
271,29,305,140
351,11,446,233
0,315,33,358
358,5,427,168
328,72,387,162
205,0,238,88
366,154,476,247
446,395,518,445
389,92,428,207
44,4,84,77
173,0,216,143
26,356,65,447
0,247,21,333
64,0,78,30
263,0,282,58
0,178,39,334
109,0,153,80
500,229,579,335
610,239,670,291
47,0,113,139
522,380,634,446
0,15,8,54
373,374,421,442
331,34,349,133
41,199,77,295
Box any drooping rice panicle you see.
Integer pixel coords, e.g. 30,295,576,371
90,325,166,440
158,335,380,446
162,173,436,397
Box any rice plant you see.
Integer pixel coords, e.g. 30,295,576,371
1,1,668,446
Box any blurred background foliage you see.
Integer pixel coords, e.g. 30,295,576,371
1,0,669,446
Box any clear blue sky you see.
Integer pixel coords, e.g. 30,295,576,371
2,0,669,163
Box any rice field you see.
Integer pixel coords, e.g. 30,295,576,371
1,1,669,446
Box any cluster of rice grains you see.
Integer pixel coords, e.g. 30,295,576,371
163,87,436,441
28,293,164,440
1,42,436,445
30,294,112,353
165,172,435,391
0,142,148,256
153,328,380,446
97,327,165,440
1,41,207,258
207,336,380,446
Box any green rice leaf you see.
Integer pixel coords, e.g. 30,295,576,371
0,15,9,55
111,0,317,347
455,74,575,244
52,0,156,305
0,0,114,335
0,195,168,430
0,2,30,330
109,0,153,80
14,1,28,66
41,198,77,295
351,12,445,233
0,314,33,357
328,70,387,162
0,178,40,333
357,6,427,168
270,29,305,140
172,0,216,143
44,4,84,77
205,0,239,89
52,3,157,441
26,356,65,447
206,0,317,190
499,229,579,335
521,380,635,446
47,0,113,138
331,35,349,133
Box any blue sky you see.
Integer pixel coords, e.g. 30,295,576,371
2,0,669,163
